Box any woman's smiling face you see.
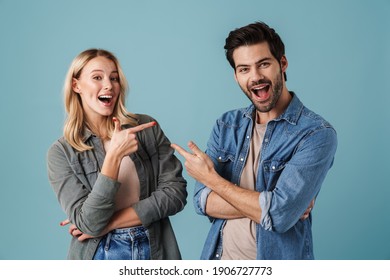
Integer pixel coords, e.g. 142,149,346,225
72,56,121,124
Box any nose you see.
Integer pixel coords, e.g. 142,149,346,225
250,68,264,84
103,78,113,90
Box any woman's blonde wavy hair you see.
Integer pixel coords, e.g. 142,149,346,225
63,49,138,152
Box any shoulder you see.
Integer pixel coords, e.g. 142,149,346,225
47,137,72,172
133,113,156,124
47,136,80,165
295,105,338,152
300,105,336,133
289,93,336,134
131,114,167,144
47,137,68,157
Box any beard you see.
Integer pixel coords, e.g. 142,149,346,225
240,68,284,113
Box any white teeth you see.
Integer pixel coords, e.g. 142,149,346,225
253,85,267,90
99,95,112,99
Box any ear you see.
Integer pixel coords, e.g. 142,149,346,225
280,55,288,73
72,78,81,93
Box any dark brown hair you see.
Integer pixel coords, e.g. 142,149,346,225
224,21,287,80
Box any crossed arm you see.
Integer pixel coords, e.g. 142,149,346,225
61,207,141,241
171,141,313,224
58,118,187,241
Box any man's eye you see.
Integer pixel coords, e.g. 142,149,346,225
259,63,270,68
238,68,249,73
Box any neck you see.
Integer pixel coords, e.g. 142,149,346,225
85,116,109,139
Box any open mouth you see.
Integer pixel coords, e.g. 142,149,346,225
98,95,113,104
251,84,270,101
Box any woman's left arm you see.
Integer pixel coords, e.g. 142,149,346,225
132,115,188,226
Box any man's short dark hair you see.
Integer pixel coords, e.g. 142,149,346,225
224,21,287,80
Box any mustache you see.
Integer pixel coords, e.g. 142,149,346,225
251,79,272,86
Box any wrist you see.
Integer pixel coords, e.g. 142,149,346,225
101,152,122,180
203,169,224,190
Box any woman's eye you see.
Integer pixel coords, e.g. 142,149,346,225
110,77,119,82
93,76,102,80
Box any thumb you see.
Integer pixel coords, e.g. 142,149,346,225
112,117,121,132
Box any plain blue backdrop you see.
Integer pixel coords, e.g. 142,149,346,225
0,0,389,260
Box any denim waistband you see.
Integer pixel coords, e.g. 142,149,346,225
108,226,148,241
94,226,150,260
111,226,146,234
102,226,148,251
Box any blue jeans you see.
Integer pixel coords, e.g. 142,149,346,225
93,226,150,260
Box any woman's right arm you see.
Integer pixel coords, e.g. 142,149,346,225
47,141,120,236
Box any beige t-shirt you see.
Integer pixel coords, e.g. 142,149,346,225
221,122,266,260
104,140,140,211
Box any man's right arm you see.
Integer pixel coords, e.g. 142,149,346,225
205,191,244,219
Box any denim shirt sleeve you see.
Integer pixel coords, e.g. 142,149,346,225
260,126,337,233
193,120,221,219
47,141,120,236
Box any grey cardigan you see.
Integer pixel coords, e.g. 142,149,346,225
47,114,187,259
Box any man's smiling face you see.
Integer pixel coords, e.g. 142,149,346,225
233,42,287,114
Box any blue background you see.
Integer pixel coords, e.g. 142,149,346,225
0,0,389,260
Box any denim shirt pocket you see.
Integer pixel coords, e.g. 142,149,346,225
262,159,286,191
71,160,99,190
214,150,235,182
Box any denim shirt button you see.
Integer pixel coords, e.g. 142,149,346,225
272,166,276,170
215,254,220,258
265,138,269,142
240,158,244,161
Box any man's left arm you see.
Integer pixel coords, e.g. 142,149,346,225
260,126,337,233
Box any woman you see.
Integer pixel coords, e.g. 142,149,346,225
47,49,187,260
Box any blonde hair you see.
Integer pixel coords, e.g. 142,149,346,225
63,49,138,152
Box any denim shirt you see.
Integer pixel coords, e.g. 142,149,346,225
47,114,187,259
194,93,337,260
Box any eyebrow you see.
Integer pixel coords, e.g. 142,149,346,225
89,69,119,74
235,57,272,69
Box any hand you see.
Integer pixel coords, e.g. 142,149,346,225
60,219,94,241
107,118,156,158
171,141,216,185
300,199,315,221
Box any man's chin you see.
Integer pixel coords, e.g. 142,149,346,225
252,100,273,113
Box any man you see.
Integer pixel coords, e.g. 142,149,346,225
172,21,337,260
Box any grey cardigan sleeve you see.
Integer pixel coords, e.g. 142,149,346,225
47,140,120,236
132,115,187,227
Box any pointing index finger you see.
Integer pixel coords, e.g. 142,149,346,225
171,143,192,159
129,121,157,133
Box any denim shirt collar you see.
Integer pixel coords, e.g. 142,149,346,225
243,91,304,125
